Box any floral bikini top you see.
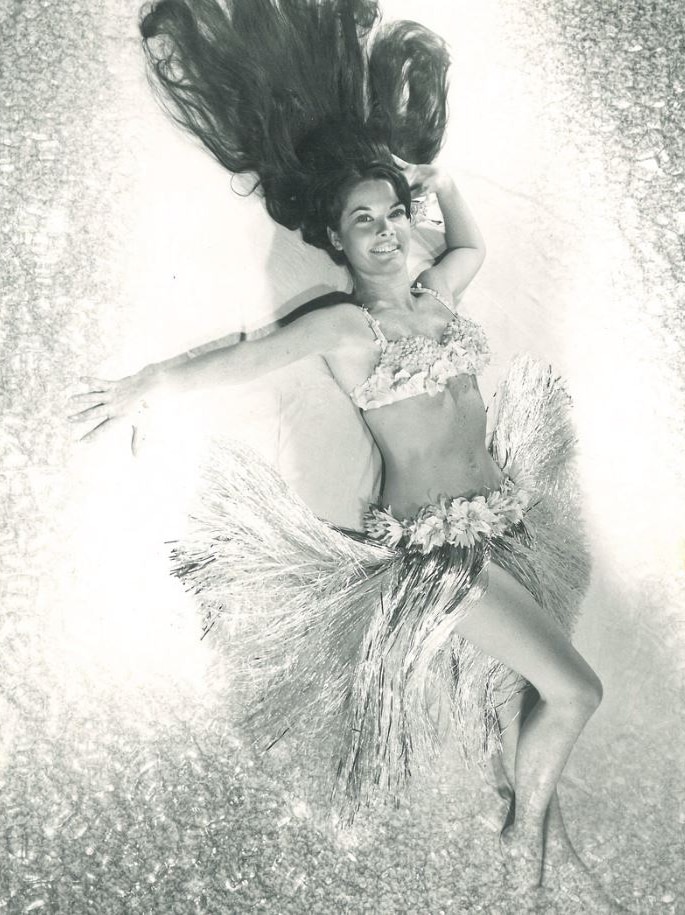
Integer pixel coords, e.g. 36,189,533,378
349,283,491,411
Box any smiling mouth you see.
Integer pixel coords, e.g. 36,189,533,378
370,244,400,254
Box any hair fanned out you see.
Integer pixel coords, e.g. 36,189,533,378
140,0,450,254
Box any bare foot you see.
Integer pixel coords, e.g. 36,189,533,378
543,837,626,912
500,824,543,892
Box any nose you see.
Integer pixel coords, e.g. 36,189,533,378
377,217,394,236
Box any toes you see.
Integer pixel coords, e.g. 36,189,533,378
500,827,543,891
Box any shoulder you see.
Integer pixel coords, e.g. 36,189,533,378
413,270,460,311
319,300,364,325
283,301,365,356
413,269,458,307
296,301,362,333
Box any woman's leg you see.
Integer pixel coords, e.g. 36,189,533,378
453,562,603,888
488,686,530,827
494,688,584,866
493,685,623,910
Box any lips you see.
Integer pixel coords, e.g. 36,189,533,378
370,244,400,255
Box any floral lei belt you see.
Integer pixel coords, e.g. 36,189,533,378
363,477,531,555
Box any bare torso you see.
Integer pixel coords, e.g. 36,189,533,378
360,376,502,517
326,292,502,518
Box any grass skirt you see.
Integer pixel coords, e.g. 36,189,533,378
171,355,590,822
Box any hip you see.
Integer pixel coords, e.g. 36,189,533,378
363,473,530,554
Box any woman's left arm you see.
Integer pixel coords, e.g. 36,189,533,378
393,156,486,300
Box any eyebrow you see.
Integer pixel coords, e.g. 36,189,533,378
347,200,403,216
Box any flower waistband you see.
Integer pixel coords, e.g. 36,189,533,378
363,478,530,554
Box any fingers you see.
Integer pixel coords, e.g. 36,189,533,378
67,403,110,424
66,377,124,445
69,391,109,406
391,153,427,195
130,423,148,457
68,373,146,448
77,417,113,443
67,377,115,428
79,376,113,391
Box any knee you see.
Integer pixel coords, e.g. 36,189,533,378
575,669,603,715
549,668,603,718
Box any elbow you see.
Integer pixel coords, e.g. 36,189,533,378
468,242,486,278
465,243,486,286
466,243,486,275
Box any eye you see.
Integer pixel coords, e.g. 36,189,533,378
354,213,372,223
390,207,408,219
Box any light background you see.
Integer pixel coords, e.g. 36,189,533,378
1,0,684,911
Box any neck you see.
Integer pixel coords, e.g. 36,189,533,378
351,267,415,311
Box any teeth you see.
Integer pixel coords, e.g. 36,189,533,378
371,245,399,253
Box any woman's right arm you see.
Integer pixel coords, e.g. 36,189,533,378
69,303,358,441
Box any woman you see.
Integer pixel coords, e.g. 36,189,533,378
70,0,602,893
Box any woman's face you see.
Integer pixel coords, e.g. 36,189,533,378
328,178,411,276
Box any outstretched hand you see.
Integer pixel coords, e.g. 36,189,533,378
67,366,156,454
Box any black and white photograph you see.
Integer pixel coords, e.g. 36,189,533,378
1,0,683,911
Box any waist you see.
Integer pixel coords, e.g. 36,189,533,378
363,476,530,555
380,447,502,519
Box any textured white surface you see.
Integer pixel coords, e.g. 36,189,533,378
1,0,684,911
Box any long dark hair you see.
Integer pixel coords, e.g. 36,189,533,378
140,0,450,259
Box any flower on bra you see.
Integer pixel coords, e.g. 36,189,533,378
444,319,490,373
390,368,414,388
430,356,455,376
349,312,492,410
424,377,443,397
425,357,457,394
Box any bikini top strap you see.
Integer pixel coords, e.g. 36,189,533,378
411,281,457,318
360,306,387,345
